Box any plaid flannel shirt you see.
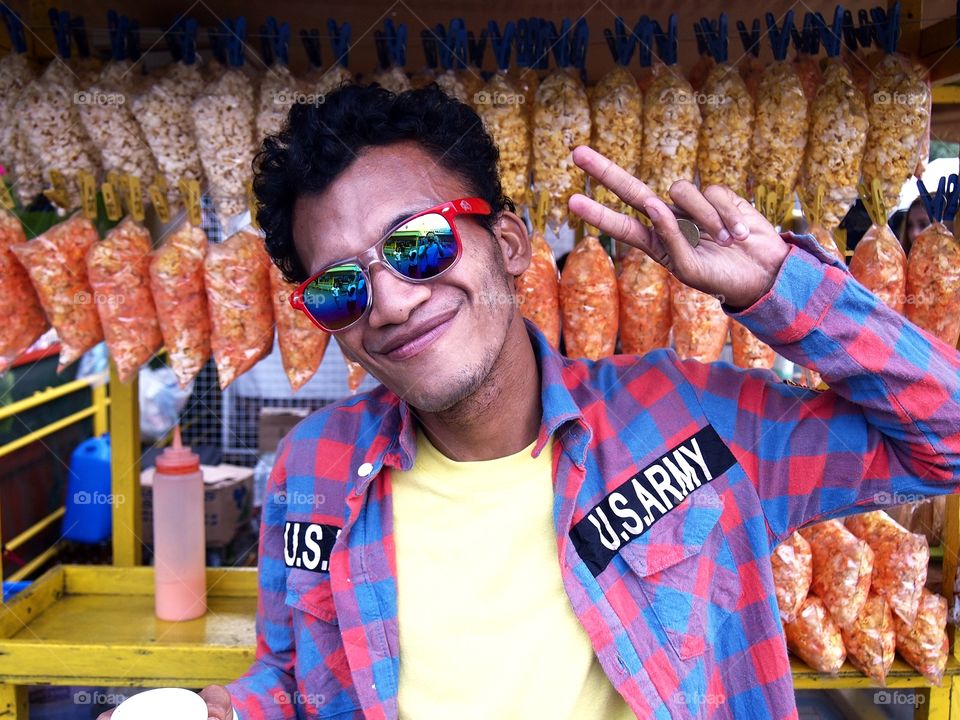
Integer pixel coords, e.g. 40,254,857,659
228,233,960,719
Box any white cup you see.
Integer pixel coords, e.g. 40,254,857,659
112,687,239,720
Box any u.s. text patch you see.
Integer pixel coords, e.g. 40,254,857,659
283,521,340,573
570,425,736,576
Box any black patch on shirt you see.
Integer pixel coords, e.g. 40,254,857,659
283,521,340,573
569,425,736,577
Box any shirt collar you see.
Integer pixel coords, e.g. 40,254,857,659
358,319,591,487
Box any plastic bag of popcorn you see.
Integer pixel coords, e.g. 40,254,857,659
15,73,101,208
840,593,895,685
255,19,298,144
86,217,162,383
204,229,274,390
618,247,670,355
784,595,846,674
731,321,776,369
670,276,729,363
589,65,641,213
894,589,948,686
862,54,931,215
532,67,590,225
0,209,48,371
475,70,531,208
0,50,34,173
192,67,257,221
149,221,211,388
269,264,329,391
845,511,928,625
799,58,868,231
133,64,205,213
11,213,103,371
559,236,618,360
640,64,701,202
751,60,808,198
799,519,874,628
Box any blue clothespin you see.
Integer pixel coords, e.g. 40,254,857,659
535,18,553,70
232,17,247,67
841,9,858,51
871,2,900,54
766,11,794,61
488,21,514,71
856,9,873,48
181,18,197,65
328,20,351,68
551,19,570,68
127,19,141,62
737,18,760,58
652,15,678,66
467,27,487,71
917,177,947,224
450,19,468,70
816,6,845,58
49,9,71,60
1,8,27,54
699,14,728,64
572,18,589,71
71,15,92,59
259,18,274,66
635,16,653,68
944,175,960,223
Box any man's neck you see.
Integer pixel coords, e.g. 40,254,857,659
414,314,542,462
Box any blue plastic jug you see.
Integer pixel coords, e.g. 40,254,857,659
62,435,112,543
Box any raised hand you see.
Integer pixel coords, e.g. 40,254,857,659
567,145,791,310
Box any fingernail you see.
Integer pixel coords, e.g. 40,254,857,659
718,228,731,245
733,222,748,238
644,202,659,220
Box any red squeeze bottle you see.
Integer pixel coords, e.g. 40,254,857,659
153,426,207,621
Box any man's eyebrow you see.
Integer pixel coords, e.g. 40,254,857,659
377,204,434,240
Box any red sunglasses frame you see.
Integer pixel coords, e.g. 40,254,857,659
290,197,492,333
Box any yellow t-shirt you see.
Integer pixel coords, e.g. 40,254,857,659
391,430,636,720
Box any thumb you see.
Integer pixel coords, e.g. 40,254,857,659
199,685,234,720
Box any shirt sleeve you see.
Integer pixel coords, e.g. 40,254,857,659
678,233,960,544
226,439,298,719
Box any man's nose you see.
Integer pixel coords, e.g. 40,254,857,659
366,263,432,328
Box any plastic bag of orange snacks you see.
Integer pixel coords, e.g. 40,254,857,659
11,213,103,372
839,593,895,685
0,209,48,371
149,222,211,388
269,264,329,391
559,236,618,360
845,510,928,625
618,248,670,355
86,218,163,383
772,531,812,624
799,519,873,628
905,221,960,348
894,589,949,686
204,230,275,390
732,322,776,369
516,231,561,348
783,596,846,674
670,276,729,363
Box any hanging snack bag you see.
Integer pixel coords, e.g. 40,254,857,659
670,276,729,363
894,589,949,686
270,264,330,391
149,221,211,388
559,235,618,360
204,229,275,390
0,209,48,371
516,195,561,347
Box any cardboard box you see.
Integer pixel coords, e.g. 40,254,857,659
258,406,311,453
141,464,253,548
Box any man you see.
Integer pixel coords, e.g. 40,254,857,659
102,84,960,719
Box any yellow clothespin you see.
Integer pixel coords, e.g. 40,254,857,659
43,169,70,209
247,180,259,230
0,181,16,212
125,175,145,223
178,178,202,227
78,171,97,220
101,179,122,221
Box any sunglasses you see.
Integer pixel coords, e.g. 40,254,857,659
291,197,492,332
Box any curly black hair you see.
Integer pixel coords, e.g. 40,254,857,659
254,83,515,283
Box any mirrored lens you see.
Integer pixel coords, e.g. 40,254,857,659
302,263,369,331
382,212,458,280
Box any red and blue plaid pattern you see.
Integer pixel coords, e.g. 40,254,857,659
228,234,960,719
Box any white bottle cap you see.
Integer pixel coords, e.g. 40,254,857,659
112,688,208,720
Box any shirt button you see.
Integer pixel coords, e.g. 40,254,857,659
357,462,373,478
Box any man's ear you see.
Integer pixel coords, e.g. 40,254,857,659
493,210,532,278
